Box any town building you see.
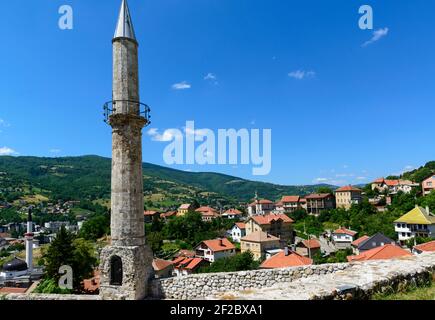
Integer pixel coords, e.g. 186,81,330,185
247,199,275,216
245,214,294,244
305,193,335,215
278,196,303,213
347,244,412,262
230,222,246,243
222,209,243,219
200,210,220,222
195,206,218,215
394,206,435,245
194,238,236,263
143,210,159,223
152,259,174,279
332,227,357,249
240,231,281,260
422,175,435,196
335,186,362,210
351,233,395,255
260,247,313,269
160,211,177,220
172,257,208,277
412,240,435,254
177,204,194,216
295,239,321,258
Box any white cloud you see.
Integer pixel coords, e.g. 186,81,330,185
0,147,17,156
288,70,316,80
362,27,389,47
204,73,217,81
356,176,368,181
147,128,175,142
0,119,10,128
49,149,61,154
172,81,191,90
314,178,329,183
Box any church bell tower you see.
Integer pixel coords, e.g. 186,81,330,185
99,0,153,300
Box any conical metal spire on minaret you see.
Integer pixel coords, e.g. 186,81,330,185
114,0,136,42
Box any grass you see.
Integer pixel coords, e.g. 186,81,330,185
373,280,435,300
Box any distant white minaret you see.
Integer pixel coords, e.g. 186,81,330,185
25,208,34,272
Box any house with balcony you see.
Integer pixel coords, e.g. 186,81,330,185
335,186,362,210
305,193,335,215
278,196,303,213
422,175,435,196
194,238,236,263
394,206,435,245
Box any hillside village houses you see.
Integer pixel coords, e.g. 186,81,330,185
295,239,321,258
422,175,435,195
371,178,419,194
245,214,294,244
351,233,395,255
222,208,243,219
331,227,358,249
394,206,435,245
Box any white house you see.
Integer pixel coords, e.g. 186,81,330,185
332,227,357,249
194,238,236,263
394,206,435,245
230,222,246,243
247,199,275,216
222,209,243,220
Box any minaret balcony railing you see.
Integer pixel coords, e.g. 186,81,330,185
103,100,151,125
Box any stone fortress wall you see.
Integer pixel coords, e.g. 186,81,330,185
2,252,435,300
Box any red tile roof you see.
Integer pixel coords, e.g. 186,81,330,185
347,244,412,262
281,196,300,203
250,199,274,206
144,210,158,216
302,239,321,249
260,251,313,269
160,211,177,218
83,271,100,293
235,222,246,229
251,214,294,225
179,204,192,210
0,287,29,294
241,231,280,243
224,209,242,215
174,257,205,270
305,193,333,199
0,233,11,238
414,240,435,252
196,206,218,213
333,227,357,236
335,185,362,192
352,235,370,247
202,238,235,252
152,258,174,271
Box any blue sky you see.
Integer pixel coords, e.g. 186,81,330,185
1,0,434,186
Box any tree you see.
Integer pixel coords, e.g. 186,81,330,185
316,186,334,194
199,251,259,273
40,227,97,292
78,214,110,241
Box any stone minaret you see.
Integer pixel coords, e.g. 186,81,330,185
25,208,33,273
100,0,153,300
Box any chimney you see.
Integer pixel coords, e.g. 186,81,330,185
426,206,430,215
284,246,289,256
219,239,223,246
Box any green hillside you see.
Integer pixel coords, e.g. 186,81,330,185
0,155,333,204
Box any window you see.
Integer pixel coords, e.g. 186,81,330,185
110,256,123,286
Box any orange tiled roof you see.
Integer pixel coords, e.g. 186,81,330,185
152,258,174,271
352,235,370,247
235,222,246,229
196,206,218,213
281,196,300,203
202,238,235,252
251,214,294,225
160,211,177,218
174,257,205,270
144,210,158,216
241,230,280,243
347,244,412,262
249,199,274,206
224,209,242,215
0,287,29,294
305,193,333,199
302,239,321,249
260,251,312,269
179,204,191,209
335,185,362,192
414,240,435,252
333,227,357,236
